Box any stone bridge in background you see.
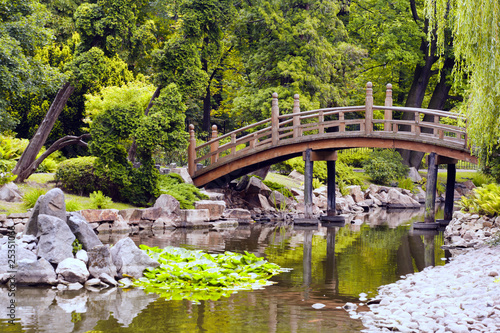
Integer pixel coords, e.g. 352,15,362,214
187,82,477,226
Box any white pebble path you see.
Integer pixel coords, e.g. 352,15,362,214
348,245,500,332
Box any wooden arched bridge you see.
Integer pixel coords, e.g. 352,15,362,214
188,82,476,188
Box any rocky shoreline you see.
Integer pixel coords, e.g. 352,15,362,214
347,212,500,333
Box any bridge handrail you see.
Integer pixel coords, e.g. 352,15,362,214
188,82,470,177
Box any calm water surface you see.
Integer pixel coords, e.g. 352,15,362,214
0,208,448,332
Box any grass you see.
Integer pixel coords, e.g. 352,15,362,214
0,173,136,216
419,170,478,184
265,172,303,189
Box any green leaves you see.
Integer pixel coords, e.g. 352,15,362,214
459,183,500,217
132,245,290,302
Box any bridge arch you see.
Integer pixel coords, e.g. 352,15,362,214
188,83,477,188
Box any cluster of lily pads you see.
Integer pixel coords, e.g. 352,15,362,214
132,245,290,301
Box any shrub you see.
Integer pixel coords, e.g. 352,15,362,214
472,172,494,187
72,239,83,255
363,149,409,185
89,190,113,209
55,157,100,195
312,178,323,189
159,174,208,209
23,188,47,209
338,149,371,168
0,172,16,186
458,183,500,216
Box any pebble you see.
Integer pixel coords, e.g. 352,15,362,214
345,245,500,332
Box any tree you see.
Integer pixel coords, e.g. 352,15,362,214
89,83,187,205
0,0,66,132
425,0,500,155
346,0,459,168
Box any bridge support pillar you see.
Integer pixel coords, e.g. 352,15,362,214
424,152,438,223
304,148,314,219
435,156,458,223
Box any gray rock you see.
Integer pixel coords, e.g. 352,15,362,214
288,170,305,182
37,214,75,265
408,167,422,182
268,190,286,208
24,197,43,236
40,188,67,222
17,258,57,285
0,182,22,202
76,249,88,264
153,194,181,215
245,176,268,195
180,209,210,223
87,245,117,278
99,273,118,286
84,278,105,288
66,212,102,250
0,245,37,274
170,167,193,184
348,186,364,203
56,258,90,284
80,209,120,223
110,237,159,279
386,188,421,209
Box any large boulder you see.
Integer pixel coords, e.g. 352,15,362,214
56,258,90,284
110,237,159,279
288,170,305,182
348,186,364,203
194,200,226,221
87,245,117,278
0,246,37,275
245,177,271,196
408,167,422,182
268,190,286,208
153,194,181,215
37,214,75,265
386,188,421,209
0,182,22,202
24,188,66,237
16,258,57,285
67,212,102,250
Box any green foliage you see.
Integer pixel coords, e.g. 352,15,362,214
0,135,30,172
89,84,187,206
263,180,294,198
0,172,16,186
338,149,372,168
312,178,324,190
363,149,409,185
458,183,500,217
159,175,208,209
37,157,58,173
65,199,83,212
273,157,362,186
337,179,349,196
397,177,415,192
23,188,47,209
472,172,495,188
89,190,113,209
72,239,83,255
426,0,500,153
133,245,289,302
55,157,105,196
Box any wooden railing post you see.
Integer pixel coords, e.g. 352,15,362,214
231,133,236,155
365,82,373,133
384,83,392,131
293,94,301,138
318,110,324,134
415,111,420,136
271,92,279,145
339,112,345,132
210,124,219,164
434,115,440,136
188,124,196,177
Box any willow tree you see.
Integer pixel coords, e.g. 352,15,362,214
425,0,500,154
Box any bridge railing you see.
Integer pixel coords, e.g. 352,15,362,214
188,82,468,177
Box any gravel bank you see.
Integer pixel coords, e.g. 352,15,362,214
348,245,500,332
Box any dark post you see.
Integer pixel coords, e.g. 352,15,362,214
327,160,336,216
425,153,438,223
444,163,456,221
304,148,313,218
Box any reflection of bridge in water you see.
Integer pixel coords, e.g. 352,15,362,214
188,82,477,226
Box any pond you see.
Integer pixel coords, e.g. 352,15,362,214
0,207,449,332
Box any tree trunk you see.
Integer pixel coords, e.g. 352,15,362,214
15,134,90,183
128,86,162,162
13,82,75,182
